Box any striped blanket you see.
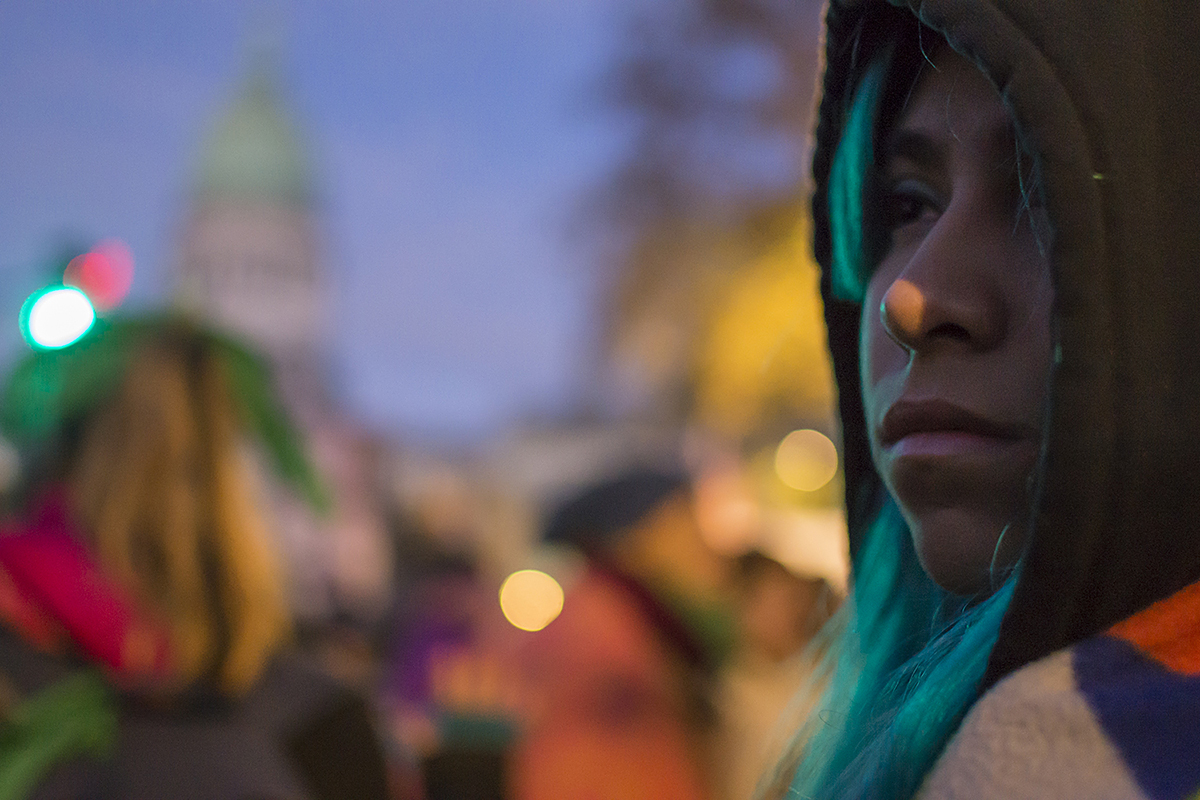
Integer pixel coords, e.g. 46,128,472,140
920,581,1200,800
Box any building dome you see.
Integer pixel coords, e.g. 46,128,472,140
194,57,314,208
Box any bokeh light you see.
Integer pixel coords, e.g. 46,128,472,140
499,569,564,632
774,429,838,492
21,287,96,350
63,239,135,311
694,464,762,555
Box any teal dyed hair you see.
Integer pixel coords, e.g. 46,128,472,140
828,51,891,303
781,502,1014,799
771,33,1020,800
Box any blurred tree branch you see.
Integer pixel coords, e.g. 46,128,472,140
585,0,828,431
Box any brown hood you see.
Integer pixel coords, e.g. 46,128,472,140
811,0,1200,686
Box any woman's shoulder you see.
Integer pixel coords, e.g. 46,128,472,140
920,580,1200,800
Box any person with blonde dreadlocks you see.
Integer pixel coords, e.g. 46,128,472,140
0,316,389,800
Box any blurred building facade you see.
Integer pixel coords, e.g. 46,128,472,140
171,50,392,634
175,51,329,420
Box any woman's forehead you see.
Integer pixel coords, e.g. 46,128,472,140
886,50,1017,169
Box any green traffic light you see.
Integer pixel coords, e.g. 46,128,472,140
19,286,96,350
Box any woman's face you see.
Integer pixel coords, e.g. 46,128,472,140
860,47,1053,595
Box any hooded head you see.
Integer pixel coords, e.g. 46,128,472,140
781,0,1200,796
816,0,1200,689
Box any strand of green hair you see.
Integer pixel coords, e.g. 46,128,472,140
782,502,1014,799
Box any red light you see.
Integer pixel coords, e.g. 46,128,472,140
63,238,134,311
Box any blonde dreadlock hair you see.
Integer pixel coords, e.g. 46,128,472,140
66,332,291,696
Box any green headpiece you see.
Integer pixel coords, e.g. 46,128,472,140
0,314,330,513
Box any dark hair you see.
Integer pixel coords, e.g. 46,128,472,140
542,468,689,552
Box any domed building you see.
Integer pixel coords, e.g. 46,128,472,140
173,51,393,633
175,51,328,420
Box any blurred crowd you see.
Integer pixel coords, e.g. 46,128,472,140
380,463,841,800
0,315,843,800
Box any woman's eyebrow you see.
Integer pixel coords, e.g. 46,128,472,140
883,128,942,171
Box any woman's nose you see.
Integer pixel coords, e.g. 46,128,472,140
879,217,1006,353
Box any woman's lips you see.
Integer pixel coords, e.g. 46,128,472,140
880,399,1031,459
877,398,1042,511
887,430,1020,459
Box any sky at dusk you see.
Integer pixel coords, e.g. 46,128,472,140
0,0,640,444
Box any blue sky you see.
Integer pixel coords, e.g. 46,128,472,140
0,0,637,443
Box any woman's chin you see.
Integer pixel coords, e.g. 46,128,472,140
905,506,1025,597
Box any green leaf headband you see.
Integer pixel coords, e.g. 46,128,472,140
0,314,330,514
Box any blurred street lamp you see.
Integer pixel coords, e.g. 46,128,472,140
20,286,96,350
774,429,838,492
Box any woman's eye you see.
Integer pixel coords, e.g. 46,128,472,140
883,181,939,230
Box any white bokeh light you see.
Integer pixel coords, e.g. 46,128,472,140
26,287,96,349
